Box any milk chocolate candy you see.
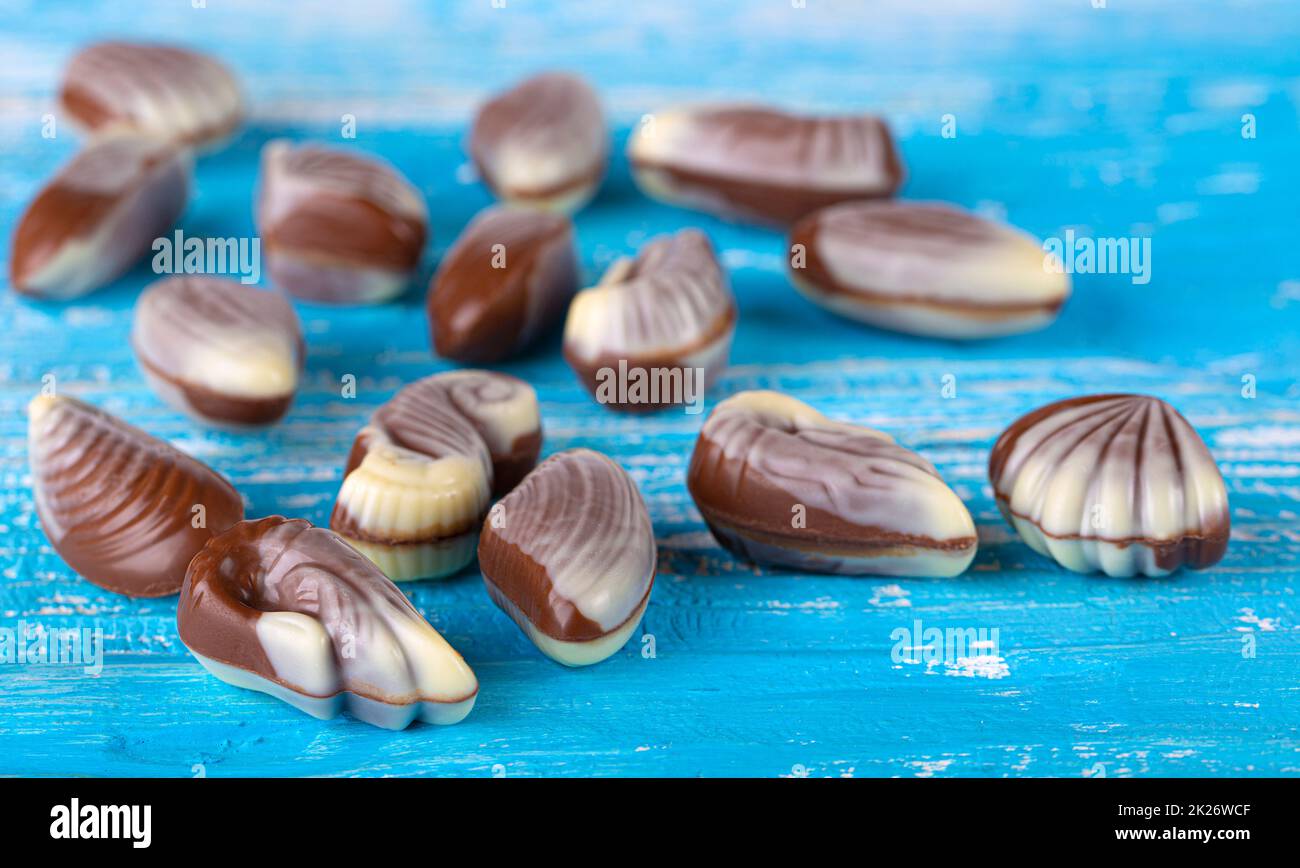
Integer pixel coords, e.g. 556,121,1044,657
478,449,656,666
27,394,244,597
331,370,541,581
178,516,478,729
257,140,428,304
989,394,1231,577
563,229,735,412
59,41,243,147
133,276,304,427
687,391,978,577
469,72,607,213
789,201,1071,339
10,135,190,300
627,104,904,225
427,206,578,363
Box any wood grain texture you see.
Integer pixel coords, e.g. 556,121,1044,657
1,0,1298,777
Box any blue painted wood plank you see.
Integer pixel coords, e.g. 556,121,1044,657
0,0,1298,777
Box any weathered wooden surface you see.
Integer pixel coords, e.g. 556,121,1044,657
0,0,1297,777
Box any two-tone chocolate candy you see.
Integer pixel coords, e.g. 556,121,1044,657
989,394,1231,577
132,276,304,427
178,516,478,729
10,135,190,300
687,391,978,576
788,201,1071,339
59,41,243,147
478,449,656,666
469,72,607,212
627,104,904,225
563,229,735,412
256,140,428,304
27,394,244,597
427,206,578,363
330,370,541,581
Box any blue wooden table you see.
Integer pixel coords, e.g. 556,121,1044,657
2,0,1298,777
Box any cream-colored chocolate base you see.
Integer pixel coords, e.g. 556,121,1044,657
790,273,1058,340
267,250,410,305
138,364,293,430
499,177,601,215
189,652,477,729
1004,511,1172,578
489,583,650,667
704,516,977,578
342,532,478,582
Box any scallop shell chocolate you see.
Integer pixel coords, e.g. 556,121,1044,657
59,41,244,147
989,394,1230,577
687,391,978,577
469,72,607,213
563,229,735,412
27,394,245,597
478,449,656,667
329,370,541,581
179,516,478,729
789,201,1070,338
132,275,304,427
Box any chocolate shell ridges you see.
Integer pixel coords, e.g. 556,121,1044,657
478,449,657,666
257,140,428,304
178,516,478,729
59,40,244,147
988,394,1231,577
27,394,244,597
789,200,1070,339
563,229,736,411
330,370,541,581
687,391,977,577
469,72,608,213
132,275,304,427
627,104,904,225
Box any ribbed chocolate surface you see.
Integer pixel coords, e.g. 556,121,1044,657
28,394,244,597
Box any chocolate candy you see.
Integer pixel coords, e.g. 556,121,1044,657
59,41,243,147
989,394,1231,577
330,370,541,581
627,104,904,225
427,206,578,363
687,391,978,576
10,135,190,300
256,140,428,304
563,229,736,412
27,394,244,597
469,72,607,212
178,516,478,729
132,276,304,427
789,201,1070,339
478,449,656,666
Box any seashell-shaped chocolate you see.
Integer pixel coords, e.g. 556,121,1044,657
330,370,542,581
132,276,304,427
627,104,904,225
687,391,978,577
256,140,428,304
789,201,1070,339
10,135,190,300
989,394,1231,577
427,206,578,363
468,72,607,213
178,516,478,729
58,41,243,148
478,449,656,667
27,394,244,597
563,229,735,412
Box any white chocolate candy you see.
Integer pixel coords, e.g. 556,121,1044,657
478,449,657,667
989,394,1231,577
789,201,1071,339
178,517,478,729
